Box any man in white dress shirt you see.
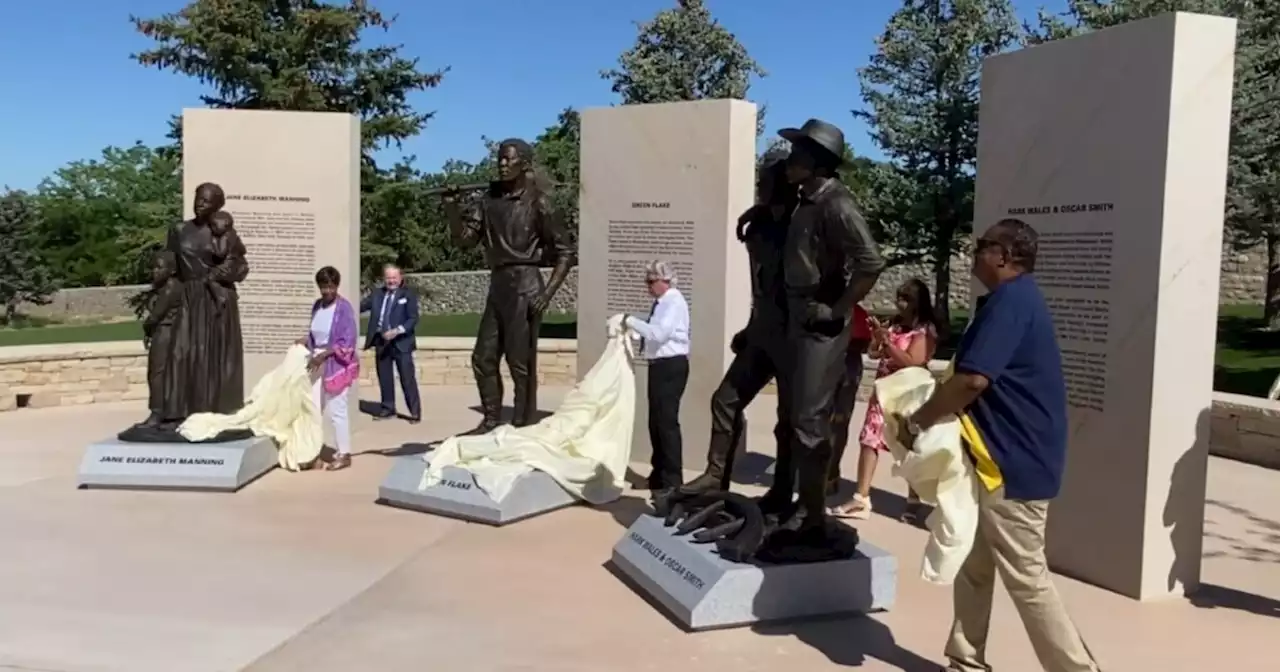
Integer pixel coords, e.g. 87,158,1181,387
626,260,692,494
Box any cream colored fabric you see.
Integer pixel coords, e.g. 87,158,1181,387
876,367,980,585
178,344,324,471
420,314,636,504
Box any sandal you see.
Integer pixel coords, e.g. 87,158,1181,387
829,493,872,520
325,454,352,471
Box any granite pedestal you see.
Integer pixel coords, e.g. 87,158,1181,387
78,436,277,492
611,514,897,631
377,456,578,526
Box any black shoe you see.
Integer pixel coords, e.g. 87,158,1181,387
373,408,395,420
407,416,421,425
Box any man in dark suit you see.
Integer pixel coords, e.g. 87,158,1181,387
361,264,422,423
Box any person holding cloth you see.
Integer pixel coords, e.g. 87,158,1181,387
627,260,691,495
362,264,422,424
304,266,361,471
894,219,1099,672
832,278,938,521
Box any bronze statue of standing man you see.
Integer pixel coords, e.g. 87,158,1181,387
777,119,884,544
443,139,575,434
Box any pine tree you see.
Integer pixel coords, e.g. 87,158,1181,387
857,0,1021,323
602,0,767,132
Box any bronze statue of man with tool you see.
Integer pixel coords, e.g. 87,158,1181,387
442,139,575,434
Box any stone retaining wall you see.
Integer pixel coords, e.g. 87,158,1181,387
16,240,1272,322
2,341,1276,471
0,339,576,412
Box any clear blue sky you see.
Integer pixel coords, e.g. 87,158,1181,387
0,0,1064,190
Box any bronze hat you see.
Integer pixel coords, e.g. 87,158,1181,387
777,118,847,166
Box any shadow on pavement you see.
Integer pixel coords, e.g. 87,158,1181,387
753,615,941,671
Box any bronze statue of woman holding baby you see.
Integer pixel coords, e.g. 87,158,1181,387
119,182,251,442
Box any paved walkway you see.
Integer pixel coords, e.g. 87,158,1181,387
1,387,1276,671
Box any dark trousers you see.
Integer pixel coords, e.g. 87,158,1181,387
827,345,865,490
472,265,544,427
647,355,690,490
788,319,854,520
376,346,421,419
706,342,790,490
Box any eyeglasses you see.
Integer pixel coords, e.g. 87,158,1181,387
645,278,660,285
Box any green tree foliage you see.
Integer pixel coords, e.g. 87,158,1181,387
0,191,58,322
533,108,583,246
602,0,767,132
1028,0,1280,326
34,143,181,287
856,0,1021,322
132,0,444,159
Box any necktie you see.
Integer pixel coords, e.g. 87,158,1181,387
640,299,659,355
378,291,393,329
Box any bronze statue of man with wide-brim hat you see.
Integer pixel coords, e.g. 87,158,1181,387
767,118,885,552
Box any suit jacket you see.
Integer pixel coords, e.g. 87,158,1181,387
361,285,419,352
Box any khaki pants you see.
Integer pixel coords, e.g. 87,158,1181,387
946,487,1100,672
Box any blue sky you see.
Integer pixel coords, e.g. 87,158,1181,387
0,0,1065,190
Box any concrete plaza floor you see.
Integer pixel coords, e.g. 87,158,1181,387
1,386,1277,671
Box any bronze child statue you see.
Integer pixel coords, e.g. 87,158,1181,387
141,251,182,428
207,211,242,312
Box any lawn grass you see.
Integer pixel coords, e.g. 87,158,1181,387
3,306,1278,398
0,311,578,347
925,303,1280,398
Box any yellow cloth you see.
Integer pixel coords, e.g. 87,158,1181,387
877,367,980,585
178,344,323,471
419,314,635,504
941,360,1004,492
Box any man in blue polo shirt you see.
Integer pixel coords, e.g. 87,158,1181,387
897,218,1099,672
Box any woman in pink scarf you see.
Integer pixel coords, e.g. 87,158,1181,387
301,266,361,470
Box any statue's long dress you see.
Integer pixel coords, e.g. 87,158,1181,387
160,219,248,420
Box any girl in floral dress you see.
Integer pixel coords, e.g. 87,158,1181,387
830,278,938,521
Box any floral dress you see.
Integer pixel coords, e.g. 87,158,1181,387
858,323,936,452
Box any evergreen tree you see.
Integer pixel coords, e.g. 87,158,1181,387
602,0,767,132
132,0,444,160
857,0,1021,322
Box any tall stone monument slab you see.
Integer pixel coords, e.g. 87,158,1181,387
183,109,361,390
577,100,756,469
973,12,1236,600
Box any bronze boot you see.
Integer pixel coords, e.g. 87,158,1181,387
463,375,504,436
680,413,746,494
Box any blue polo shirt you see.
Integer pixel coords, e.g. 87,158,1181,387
955,274,1068,501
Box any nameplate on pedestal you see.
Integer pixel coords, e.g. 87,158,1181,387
376,456,577,526
78,436,277,492
610,514,897,631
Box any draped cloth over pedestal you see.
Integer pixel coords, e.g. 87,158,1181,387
877,366,981,585
178,345,324,471
420,314,636,504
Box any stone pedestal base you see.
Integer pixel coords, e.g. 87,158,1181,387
376,456,577,525
78,436,277,492
610,514,897,631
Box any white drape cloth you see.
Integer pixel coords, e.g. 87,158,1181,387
876,366,981,585
178,344,324,471
420,314,636,504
